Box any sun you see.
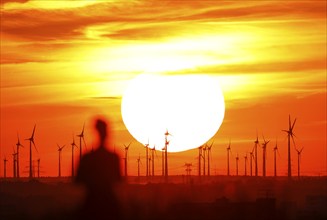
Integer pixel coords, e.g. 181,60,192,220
121,74,225,152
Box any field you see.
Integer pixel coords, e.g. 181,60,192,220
1,176,327,220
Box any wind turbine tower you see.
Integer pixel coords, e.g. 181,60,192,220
262,136,270,177
202,145,207,176
295,147,304,178
282,115,296,179
161,147,165,176
164,130,171,179
57,144,65,177
227,140,231,176
16,133,24,178
71,135,77,177
25,125,36,179
77,123,86,162
137,154,141,177
151,146,156,176
124,143,131,177
12,151,17,178
144,142,149,177
244,153,248,176
198,146,203,177
207,142,213,176
3,157,8,178
249,148,254,176
236,153,239,176
254,134,259,177
273,140,280,177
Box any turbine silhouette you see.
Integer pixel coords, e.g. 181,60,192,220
15,133,24,178
12,149,17,178
295,147,304,178
227,140,232,176
77,123,86,161
136,154,142,177
144,141,149,177
282,115,296,178
198,145,203,177
273,139,280,177
235,153,239,176
262,135,270,177
3,156,8,178
123,143,131,177
57,144,65,177
164,129,171,180
254,132,259,177
207,142,213,176
244,153,248,176
25,125,37,179
249,148,254,176
71,135,77,177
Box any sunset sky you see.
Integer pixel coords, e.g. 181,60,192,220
1,0,326,177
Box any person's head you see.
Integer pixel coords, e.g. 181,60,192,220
94,116,111,147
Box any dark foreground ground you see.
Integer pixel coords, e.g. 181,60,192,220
1,176,327,220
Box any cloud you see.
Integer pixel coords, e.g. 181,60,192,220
1,0,325,42
0,0,28,5
169,58,327,75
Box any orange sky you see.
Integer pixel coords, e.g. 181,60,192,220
1,0,326,177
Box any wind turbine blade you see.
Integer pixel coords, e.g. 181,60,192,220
292,118,297,130
32,142,38,153
291,135,296,148
31,124,36,139
300,147,304,153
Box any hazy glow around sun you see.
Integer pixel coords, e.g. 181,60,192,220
121,74,225,152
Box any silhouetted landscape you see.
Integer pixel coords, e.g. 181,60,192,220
1,176,326,220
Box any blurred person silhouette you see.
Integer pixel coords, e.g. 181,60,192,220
75,116,122,220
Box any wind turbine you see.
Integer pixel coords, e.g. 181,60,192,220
282,115,296,178
273,139,280,177
254,133,259,177
235,153,239,176
16,133,24,178
207,142,213,176
71,135,77,177
244,153,248,176
136,154,142,177
57,144,65,177
161,146,165,176
3,156,8,178
123,143,131,177
262,136,270,177
227,140,232,176
77,123,86,162
202,145,207,176
295,147,304,178
198,145,203,177
151,145,156,176
12,150,17,178
164,129,171,179
144,141,149,177
25,124,37,179
249,148,254,176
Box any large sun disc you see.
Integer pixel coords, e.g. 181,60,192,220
121,74,225,152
